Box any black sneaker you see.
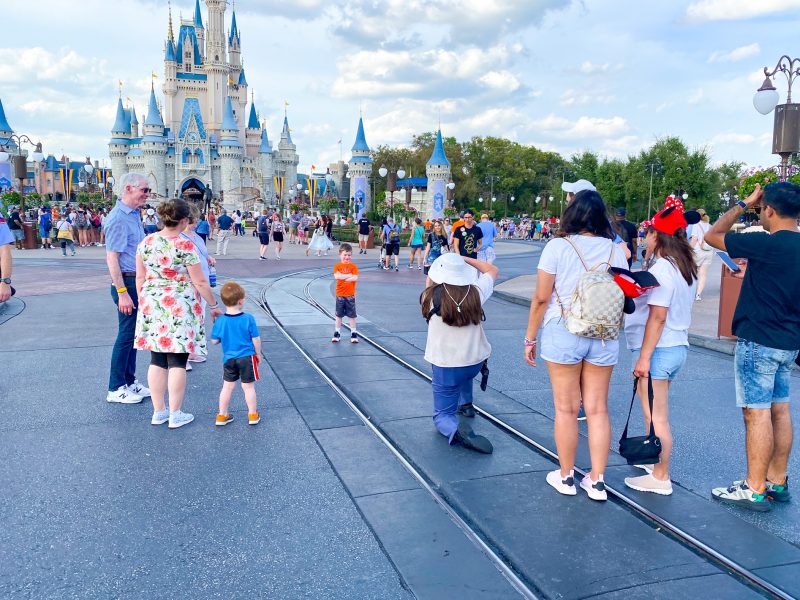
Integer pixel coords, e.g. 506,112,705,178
766,477,791,502
331,331,341,343
458,403,476,418
394,266,399,271
350,332,359,344
453,422,493,454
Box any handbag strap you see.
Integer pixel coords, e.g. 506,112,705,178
621,375,655,439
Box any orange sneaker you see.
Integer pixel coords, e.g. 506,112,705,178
216,414,234,426
248,412,261,425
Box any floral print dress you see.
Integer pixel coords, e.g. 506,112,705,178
134,234,207,356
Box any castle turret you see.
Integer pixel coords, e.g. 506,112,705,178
258,126,274,200
347,116,372,215
425,128,451,218
129,105,139,138
141,86,167,197
276,113,299,202
0,97,15,143
205,0,227,130
194,0,205,59
108,97,131,195
228,7,241,69
219,96,243,209
163,4,177,129
244,97,260,158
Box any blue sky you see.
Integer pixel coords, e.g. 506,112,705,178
1,0,799,174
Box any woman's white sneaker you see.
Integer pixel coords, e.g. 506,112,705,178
625,473,673,495
168,411,194,429
151,409,170,425
546,469,577,496
580,474,608,501
634,464,654,474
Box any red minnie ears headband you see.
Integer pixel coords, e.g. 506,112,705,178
643,195,701,235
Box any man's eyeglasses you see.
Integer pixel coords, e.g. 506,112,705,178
139,187,151,194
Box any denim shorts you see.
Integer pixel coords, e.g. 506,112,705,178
735,339,798,408
630,345,687,381
540,318,619,367
11,229,24,241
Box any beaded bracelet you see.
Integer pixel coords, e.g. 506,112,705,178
524,337,536,347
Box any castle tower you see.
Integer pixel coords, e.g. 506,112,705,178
244,96,260,158
219,95,243,209
108,97,131,195
163,4,178,129
205,0,227,130
258,125,274,201
193,0,205,59
141,86,167,197
129,105,139,139
347,116,372,215
425,129,451,218
276,113,299,202
0,97,15,145
228,7,241,70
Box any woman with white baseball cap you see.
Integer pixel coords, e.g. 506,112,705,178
421,252,499,453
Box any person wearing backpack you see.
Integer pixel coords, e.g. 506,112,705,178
257,209,271,260
382,217,401,271
689,210,713,301
523,190,627,501
623,200,698,496
38,206,53,249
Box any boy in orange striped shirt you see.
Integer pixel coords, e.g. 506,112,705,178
332,243,359,344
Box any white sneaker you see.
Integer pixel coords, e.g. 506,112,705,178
580,474,608,501
625,473,673,496
186,363,193,372
106,386,143,404
151,409,170,425
126,381,151,398
634,464,654,474
546,469,577,496
168,410,194,429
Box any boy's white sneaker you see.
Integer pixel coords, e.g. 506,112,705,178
126,380,150,398
107,387,143,404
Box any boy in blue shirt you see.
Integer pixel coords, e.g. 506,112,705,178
211,281,262,426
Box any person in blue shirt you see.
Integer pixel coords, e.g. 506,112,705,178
476,214,498,263
211,281,262,426
0,209,14,302
215,209,234,256
382,217,402,271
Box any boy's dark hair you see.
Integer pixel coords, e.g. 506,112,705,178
558,190,614,239
220,281,246,307
339,242,353,253
763,182,800,218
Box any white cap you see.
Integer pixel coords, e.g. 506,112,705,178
428,252,479,287
146,208,155,216
561,179,597,194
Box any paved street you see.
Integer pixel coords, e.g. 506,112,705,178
2,235,799,598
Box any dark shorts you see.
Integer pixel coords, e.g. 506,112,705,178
150,351,189,369
385,242,400,256
258,232,270,245
224,355,260,383
335,295,357,318
273,232,284,242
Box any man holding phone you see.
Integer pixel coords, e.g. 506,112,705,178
704,182,800,512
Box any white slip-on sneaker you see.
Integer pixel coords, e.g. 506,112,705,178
634,464,654,474
625,473,673,496
126,381,151,398
546,469,577,496
151,409,170,425
168,410,194,429
107,387,143,404
580,474,608,501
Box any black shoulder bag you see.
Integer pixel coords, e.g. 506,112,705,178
618,375,662,465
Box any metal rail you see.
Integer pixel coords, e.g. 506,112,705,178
266,267,791,600
256,268,540,600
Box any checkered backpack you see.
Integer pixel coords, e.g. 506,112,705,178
556,238,624,341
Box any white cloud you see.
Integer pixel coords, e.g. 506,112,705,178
686,0,800,22
530,114,629,139
707,43,760,63
560,89,615,107
579,61,609,74
479,71,520,92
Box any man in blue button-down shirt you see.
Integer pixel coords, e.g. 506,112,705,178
104,172,150,404
0,209,14,302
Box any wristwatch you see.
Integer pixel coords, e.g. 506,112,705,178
736,200,747,210
0,277,10,284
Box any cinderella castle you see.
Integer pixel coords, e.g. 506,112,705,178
108,0,298,209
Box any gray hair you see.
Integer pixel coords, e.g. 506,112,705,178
220,208,227,214
119,172,148,191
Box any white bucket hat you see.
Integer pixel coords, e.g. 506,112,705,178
428,252,478,286
561,179,597,194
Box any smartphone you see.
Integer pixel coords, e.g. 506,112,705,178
717,251,741,273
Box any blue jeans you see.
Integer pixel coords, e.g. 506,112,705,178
108,275,139,391
431,363,482,443
735,339,798,408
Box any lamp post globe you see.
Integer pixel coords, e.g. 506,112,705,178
396,168,406,179
447,181,455,190
31,143,44,163
378,165,388,178
753,76,780,115
83,164,94,176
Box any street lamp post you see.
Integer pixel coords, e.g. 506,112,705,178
378,164,405,218
0,134,45,213
753,55,800,181
485,174,500,211
645,159,662,217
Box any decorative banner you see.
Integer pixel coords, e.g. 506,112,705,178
307,177,318,207
0,163,11,190
431,179,445,219
59,168,73,201
353,175,366,219
273,175,284,200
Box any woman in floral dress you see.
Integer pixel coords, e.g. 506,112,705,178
135,199,222,429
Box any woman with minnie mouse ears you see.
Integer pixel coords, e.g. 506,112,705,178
622,197,700,496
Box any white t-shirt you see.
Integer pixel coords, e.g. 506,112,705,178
623,257,697,350
424,272,494,367
690,221,712,251
538,235,628,325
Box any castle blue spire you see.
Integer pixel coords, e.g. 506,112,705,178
0,97,13,133
259,128,271,153
427,129,450,166
247,102,259,129
130,105,138,126
282,115,292,144
238,68,247,86
229,8,240,45
221,96,238,131
111,98,129,134
194,0,203,28
165,39,176,62
351,117,369,152
144,87,163,127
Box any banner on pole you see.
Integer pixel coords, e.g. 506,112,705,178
431,179,445,219
353,175,366,219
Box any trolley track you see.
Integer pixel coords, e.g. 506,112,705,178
258,266,793,600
